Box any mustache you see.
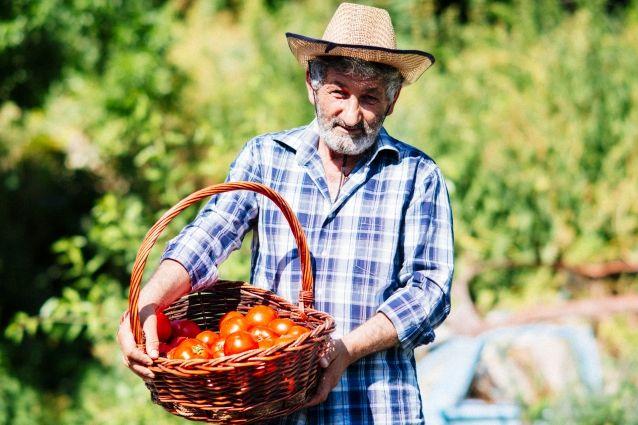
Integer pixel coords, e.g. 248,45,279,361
331,119,367,133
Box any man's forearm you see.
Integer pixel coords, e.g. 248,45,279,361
138,259,192,310
306,312,400,406
341,312,399,363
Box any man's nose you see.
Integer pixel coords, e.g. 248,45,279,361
340,97,363,127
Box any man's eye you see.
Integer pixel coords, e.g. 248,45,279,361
362,95,379,104
330,90,345,98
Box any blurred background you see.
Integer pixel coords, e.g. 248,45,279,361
1,0,637,423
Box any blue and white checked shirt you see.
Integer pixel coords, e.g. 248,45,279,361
162,120,454,424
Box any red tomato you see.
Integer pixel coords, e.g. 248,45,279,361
218,311,244,330
167,346,177,359
286,325,310,338
169,336,187,348
258,338,275,349
160,336,188,356
273,335,297,346
196,330,220,347
211,348,226,358
248,325,279,342
220,316,249,338
224,332,259,355
171,319,201,338
158,342,172,355
245,305,278,327
268,318,295,336
156,311,172,342
283,376,296,394
211,338,226,358
212,337,225,353
170,338,212,360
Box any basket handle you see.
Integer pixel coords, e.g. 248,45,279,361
128,181,314,345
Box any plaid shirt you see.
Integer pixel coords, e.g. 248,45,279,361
162,120,454,424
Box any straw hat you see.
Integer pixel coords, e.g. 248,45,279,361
286,2,435,85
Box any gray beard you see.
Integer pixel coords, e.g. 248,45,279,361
316,105,384,156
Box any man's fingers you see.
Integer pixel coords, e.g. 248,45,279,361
130,362,155,380
118,316,153,366
305,373,331,407
127,345,153,366
141,306,160,359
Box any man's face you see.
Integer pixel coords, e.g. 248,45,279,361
306,67,400,156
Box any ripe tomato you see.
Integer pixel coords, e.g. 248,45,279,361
273,335,297,346
167,346,177,359
268,318,295,336
245,305,278,327
258,338,275,349
224,331,259,356
220,316,249,338
170,338,212,360
286,325,310,338
196,330,220,347
248,325,279,342
212,337,225,352
169,336,187,348
218,311,244,330
211,338,226,358
211,348,226,358
158,342,172,355
171,319,201,338
283,376,297,394
160,336,187,356
156,310,172,342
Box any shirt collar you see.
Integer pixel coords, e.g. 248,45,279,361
274,119,400,164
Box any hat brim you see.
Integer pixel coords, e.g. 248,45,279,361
286,33,435,85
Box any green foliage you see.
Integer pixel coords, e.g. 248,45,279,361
0,0,171,108
528,381,638,425
0,348,45,425
1,0,637,422
57,345,183,425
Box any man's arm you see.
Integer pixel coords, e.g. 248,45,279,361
377,165,454,350
161,139,261,292
305,312,398,406
307,163,454,406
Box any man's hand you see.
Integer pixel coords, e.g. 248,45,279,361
116,259,192,380
117,306,161,380
304,313,400,408
304,339,353,407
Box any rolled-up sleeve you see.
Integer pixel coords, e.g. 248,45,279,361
377,165,454,350
161,138,261,291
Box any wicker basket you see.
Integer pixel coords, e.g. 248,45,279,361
127,182,335,424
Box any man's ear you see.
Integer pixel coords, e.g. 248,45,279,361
385,85,402,116
305,70,316,105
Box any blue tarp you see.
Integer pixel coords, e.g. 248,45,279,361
416,324,602,425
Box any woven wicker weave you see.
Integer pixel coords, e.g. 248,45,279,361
127,182,335,423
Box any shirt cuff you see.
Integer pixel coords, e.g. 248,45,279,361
376,274,449,351
161,226,220,292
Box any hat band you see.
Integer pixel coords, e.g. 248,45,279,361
286,33,435,61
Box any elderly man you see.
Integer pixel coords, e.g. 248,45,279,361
118,3,454,424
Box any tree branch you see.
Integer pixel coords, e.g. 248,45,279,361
445,258,638,336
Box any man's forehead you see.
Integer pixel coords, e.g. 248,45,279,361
324,68,385,93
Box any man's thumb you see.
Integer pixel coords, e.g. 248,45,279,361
143,314,160,359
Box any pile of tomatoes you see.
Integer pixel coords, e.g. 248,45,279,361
156,305,310,360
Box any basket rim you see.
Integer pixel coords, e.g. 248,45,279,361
149,282,335,375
